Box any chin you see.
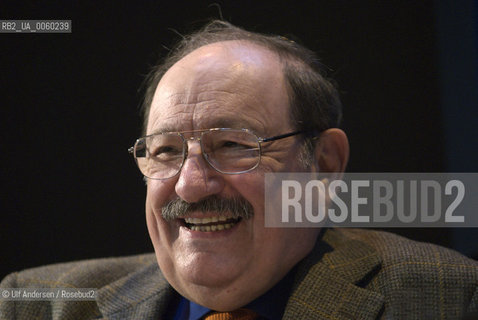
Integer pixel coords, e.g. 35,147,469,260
177,253,244,288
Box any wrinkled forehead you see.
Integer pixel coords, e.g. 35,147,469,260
147,41,292,135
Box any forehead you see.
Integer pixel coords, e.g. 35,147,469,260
147,41,292,135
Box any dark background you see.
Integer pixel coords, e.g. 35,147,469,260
1,1,477,279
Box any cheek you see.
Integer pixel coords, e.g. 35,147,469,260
147,179,177,210
145,192,162,254
145,180,178,249
146,182,183,279
228,173,265,209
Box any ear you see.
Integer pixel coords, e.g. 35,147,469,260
313,128,349,174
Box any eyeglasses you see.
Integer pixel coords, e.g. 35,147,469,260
128,128,307,180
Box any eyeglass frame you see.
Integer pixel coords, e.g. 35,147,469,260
128,127,316,180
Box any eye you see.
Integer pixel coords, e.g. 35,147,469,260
216,140,254,152
154,146,175,154
222,141,244,148
150,145,182,159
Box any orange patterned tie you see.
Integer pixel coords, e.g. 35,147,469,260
203,308,261,320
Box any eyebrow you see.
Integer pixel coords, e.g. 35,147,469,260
209,119,261,131
149,126,179,135
149,119,264,136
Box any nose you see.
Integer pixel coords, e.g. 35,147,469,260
174,140,224,203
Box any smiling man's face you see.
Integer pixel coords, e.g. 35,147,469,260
145,41,321,310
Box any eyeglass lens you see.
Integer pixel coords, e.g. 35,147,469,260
134,130,261,179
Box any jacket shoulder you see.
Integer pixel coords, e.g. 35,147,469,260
330,229,478,317
335,228,477,265
1,253,157,289
0,253,157,320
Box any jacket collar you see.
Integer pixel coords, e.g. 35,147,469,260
283,228,384,319
95,228,384,319
96,261,179,319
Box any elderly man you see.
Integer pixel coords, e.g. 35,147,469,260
1,21,477,320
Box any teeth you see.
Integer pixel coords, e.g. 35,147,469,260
189,222,235,232
183,216,239,232
184,216,230,224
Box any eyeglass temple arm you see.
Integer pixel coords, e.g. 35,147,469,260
260,130,304,143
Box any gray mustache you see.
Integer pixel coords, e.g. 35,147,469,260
161,195,254,221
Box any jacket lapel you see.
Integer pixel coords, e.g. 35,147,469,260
283,229,385,319
95,262,179,319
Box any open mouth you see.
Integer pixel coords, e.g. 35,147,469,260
182,215,242,232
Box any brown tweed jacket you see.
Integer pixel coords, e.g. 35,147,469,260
1,229,477,319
